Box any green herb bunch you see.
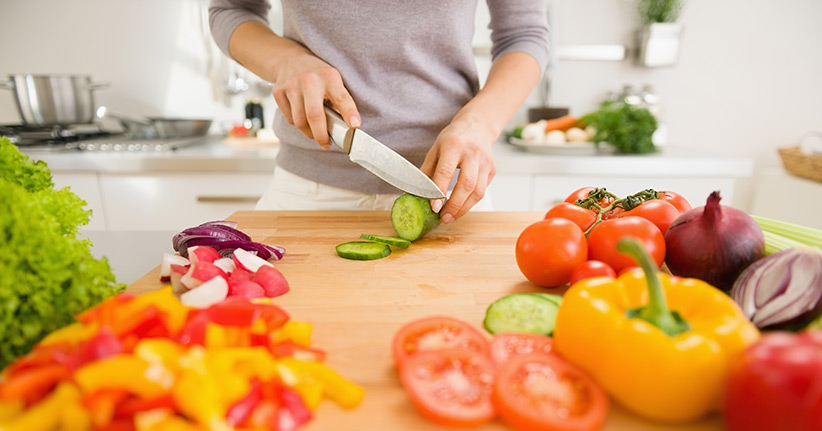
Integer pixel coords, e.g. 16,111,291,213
580,100,658,154
0,138,124,368
637,0,685,24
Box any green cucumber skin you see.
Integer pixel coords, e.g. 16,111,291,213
335,241,391,260
359,234,411,249
390,194,441,241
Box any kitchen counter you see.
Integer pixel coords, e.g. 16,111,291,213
129,210,724,431
23,136,753,178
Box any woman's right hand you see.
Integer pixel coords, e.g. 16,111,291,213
227,21,360,149
271,52,361,149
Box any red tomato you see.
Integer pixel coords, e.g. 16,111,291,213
659,191,692,213
391,316,490,368
493,353,609,431
618,199,681,234
489,332,554,368
515,219,588,288
543,202,597,232
400,348,496,428
586,217,665,273
569,260,617,285
563,187,598,204
725,331,822,431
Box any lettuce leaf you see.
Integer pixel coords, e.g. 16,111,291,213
0,138,125,368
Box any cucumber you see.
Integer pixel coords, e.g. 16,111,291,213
335,241,391,260
391,194,441,241
483,293,561,336
359,234,411,249
527,292,563,307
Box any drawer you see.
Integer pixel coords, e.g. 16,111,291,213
100,173,272,231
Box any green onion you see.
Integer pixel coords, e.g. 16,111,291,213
752,215,822,255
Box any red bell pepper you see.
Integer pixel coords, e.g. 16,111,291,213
0,363,71,405
226,380,262,427
725,330,822,431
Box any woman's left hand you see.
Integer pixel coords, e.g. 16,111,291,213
420,114,497,224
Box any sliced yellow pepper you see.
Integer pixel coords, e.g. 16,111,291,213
74,355,173,399
38,322,99,347
270,321,313,347
554,238,760,423
277,358,365,409
0,382,81,431
133,338,186,375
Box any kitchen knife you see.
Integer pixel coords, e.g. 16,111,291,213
325,106,445,199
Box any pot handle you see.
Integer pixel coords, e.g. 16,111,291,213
87,81,109,91
0,80,12,90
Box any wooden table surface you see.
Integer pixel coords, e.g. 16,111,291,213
129,211,723,431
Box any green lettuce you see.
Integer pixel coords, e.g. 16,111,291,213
0,138,125,368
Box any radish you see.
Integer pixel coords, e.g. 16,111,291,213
169,264,188,293
160,253,190,281
214,257,236,274
180,276,228,308
180,262,228,290
233,248,274,273
253,265,290,298
230,268,254,282
188,246,222,264
228,278,266,299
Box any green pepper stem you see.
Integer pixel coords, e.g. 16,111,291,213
618,238,691,337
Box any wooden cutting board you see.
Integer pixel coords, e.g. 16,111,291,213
128,210,723,431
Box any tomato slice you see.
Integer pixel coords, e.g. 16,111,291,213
493,353,609,431
489,332,554,368
400,348,496,428
392,316,490,368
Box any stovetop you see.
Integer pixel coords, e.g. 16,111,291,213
0,123,205,153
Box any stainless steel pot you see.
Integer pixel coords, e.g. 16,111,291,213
96,106,212,139
0,74,108,126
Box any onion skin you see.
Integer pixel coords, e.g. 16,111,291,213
731,247,822,330
664,191,765,291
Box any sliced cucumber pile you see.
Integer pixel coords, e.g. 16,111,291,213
391,194,441,241
359,233,411,249
335,241,392,261
484,293,563,336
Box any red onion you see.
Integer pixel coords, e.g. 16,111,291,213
172,221,284,261
664,191,765,291
731,246,822,330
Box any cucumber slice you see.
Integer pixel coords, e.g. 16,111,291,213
391,194,441,241
527,292,563,307
359,234,411,249
483,293,561,336
335,241,391,260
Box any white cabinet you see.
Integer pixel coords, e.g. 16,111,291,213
750,168,822,229
99,173,272,231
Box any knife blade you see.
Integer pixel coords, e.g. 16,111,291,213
325,106,445,199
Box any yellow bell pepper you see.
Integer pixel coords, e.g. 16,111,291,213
554,238,760,423
277,358,365,409
74,355,173,399
0,382,86,431
38,322,99,347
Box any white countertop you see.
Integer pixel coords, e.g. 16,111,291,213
22,137,754,178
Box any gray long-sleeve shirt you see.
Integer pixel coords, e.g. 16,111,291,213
210,0,549,194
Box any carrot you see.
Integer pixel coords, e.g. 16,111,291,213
543,115,578,132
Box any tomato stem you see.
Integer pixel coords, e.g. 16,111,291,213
618,238,691,337
577,188,661,236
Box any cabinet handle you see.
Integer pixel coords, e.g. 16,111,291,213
196,196,260,204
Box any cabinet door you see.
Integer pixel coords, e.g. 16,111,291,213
51,172,107,230
486,175,533,211
100,173,272,231
531,176,736,213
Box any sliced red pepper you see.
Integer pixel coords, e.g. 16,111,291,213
256,303,290,330
176,309,211,346
207,297,262,327
76,293,136,325
246,399,279,429
0,363,71,404
114,393,176,418
95,418,136,431
276,385,312,431
269,341,326,362
226,380,262,427
82,388,131,429
76,327,124,365
4,342,77,376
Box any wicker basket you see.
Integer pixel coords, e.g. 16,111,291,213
779,146,822,183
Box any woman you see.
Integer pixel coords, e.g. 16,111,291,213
209,0,549,223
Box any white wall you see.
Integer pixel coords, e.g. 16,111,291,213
2,0,821,210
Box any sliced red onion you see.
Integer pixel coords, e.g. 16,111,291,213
731,246,822,329
172,221,284,261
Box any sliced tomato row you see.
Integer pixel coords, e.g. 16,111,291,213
392,316,609,431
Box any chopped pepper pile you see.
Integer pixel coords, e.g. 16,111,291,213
0,288,365,431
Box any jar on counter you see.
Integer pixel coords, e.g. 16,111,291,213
244,98,264,135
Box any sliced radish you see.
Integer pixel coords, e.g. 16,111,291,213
253,265,290,298
233,248,274,273
230,268,254,283
228,278,266,299
213,257,236,274
180,262,228,291
170,264,188,293
187,246,222,264
180,276,228,308
160,253,190,281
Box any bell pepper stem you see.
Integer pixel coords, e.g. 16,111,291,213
618,238,690,337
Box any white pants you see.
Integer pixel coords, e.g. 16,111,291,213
255,167,493,211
